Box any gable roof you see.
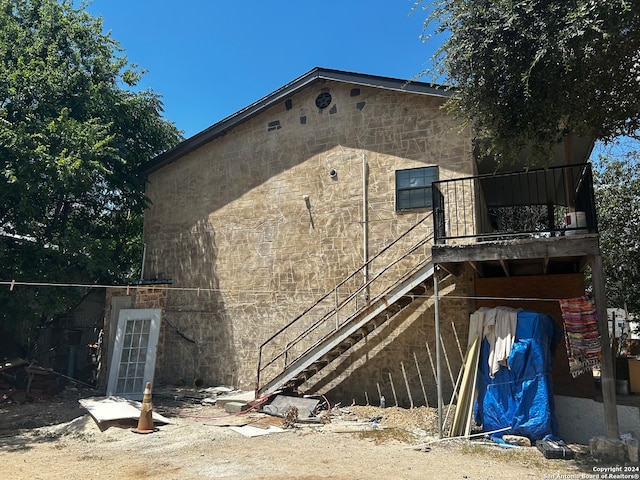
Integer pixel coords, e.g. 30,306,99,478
141,67,452,175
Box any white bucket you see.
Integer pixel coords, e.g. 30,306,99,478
565,211,588,235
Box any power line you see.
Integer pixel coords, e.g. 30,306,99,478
0,279,568,302
0,279,321,295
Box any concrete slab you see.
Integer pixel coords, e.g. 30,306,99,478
555,395,640,444
590,436,628,463
262,395,320,420
224,401,250,414
215,390,255,407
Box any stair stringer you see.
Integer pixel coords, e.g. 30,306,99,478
258,262,435,397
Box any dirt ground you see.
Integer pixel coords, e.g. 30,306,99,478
0,387,612,480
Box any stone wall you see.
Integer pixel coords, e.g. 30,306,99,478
142,79,475,402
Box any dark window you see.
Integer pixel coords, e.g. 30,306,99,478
267,120,281,132
395,166,438,210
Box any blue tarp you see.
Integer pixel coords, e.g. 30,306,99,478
474,310,563,441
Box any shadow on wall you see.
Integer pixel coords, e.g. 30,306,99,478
147,217,233,387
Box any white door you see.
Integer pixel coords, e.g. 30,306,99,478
106,309,161,399
107,296,132,369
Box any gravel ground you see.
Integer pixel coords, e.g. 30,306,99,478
0,387,603,480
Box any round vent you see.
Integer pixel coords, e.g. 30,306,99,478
315,91,332,109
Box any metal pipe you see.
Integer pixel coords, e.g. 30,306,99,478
362,153,369,302
140,243,147,281
433,266,443,438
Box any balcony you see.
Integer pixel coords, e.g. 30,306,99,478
432,163,598,245
431,163,600,277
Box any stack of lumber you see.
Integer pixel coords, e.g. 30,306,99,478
448,312,483,437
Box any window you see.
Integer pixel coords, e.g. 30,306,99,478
395,166,438,210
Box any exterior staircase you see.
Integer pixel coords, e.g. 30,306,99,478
256,214,436,398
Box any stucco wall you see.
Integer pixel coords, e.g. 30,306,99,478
142,80,474,404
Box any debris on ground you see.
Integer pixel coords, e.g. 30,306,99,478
281,406,298,428
79,396,172,431
0,358,60,403
262,394,322,423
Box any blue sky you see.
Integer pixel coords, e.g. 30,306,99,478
86,1,440,139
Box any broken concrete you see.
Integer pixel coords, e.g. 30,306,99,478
224,401,250,414
623,436,639,463
262,395,321,422
589,436,629,463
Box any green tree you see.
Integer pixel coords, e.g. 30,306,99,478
0,0,182,339
419,0,640,165
594,151,640,317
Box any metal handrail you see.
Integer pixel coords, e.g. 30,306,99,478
432,163,597,244
256,213,434,394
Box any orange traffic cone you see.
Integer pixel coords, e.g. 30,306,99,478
132,382,157,434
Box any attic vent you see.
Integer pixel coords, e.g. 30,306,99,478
350,88,361,97
285,99,293,110
267,120,281,132
315,91,332,109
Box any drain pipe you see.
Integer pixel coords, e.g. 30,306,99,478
140,243,147,281
362,153,369,302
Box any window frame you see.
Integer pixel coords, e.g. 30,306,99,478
395,166,439,211
106,308,161,400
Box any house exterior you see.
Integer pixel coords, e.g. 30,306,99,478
130,68,476,405
107,68,611,426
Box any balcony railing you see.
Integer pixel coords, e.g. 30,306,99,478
432,163,598,244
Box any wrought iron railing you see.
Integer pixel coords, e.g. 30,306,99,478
256,214,434,395
433,163,597,244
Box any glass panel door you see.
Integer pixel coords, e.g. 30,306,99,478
107,309,161,400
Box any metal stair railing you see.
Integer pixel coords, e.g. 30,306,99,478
256,213,434,395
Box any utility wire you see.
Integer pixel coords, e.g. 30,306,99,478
0,280,569,302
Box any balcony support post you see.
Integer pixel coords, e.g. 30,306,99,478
591,253,619,439
433,266,443,438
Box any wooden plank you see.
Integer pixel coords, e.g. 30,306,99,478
432,235,600,264
468,261,483,277
438,262,463,277
468,311,484,348
542,256,550,274
499,259,510,277
464,344,480,436
450,334,480,437
591,254,619,439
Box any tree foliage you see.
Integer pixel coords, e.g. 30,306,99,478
0,0,182,337
419,0,640,165
594,151,640,316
